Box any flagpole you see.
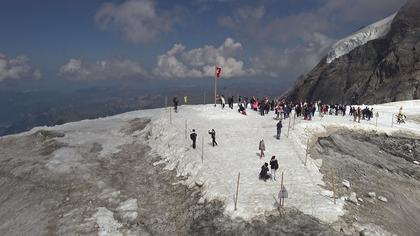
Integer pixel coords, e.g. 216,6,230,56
214,66,217,107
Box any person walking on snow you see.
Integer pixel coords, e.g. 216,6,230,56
173,97,179,113
259,162,271,181
276,120,283,140
259,139,266,158
220,95,226,109
208,129,218,146
228,96,234,109
270,156,279,180
190,129,197,149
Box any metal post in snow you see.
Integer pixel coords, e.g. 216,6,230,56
170,107,172,124
305,138,309,166
292,113,296,130
392,113,394,127
214,71,217,107
201,136,204,163
185,120,187,140
280,172,284,207
332,171,336,205
234,172,240,211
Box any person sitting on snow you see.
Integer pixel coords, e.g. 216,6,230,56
259,162,271,181
238,103,247,115
397,112,406,124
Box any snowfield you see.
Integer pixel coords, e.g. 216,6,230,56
326,13,397,63
13,100,420,227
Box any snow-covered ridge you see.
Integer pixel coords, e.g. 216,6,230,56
326,13,397,64
10,100,420,226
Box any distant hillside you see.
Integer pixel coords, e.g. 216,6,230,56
286,0,420,104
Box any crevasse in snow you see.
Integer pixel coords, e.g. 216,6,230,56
326,13,397,64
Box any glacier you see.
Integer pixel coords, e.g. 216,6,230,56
326,13,397,64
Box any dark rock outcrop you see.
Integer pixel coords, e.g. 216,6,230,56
286,0,420,104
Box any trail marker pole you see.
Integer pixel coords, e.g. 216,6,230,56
201,136,204,163
280,172,284,207
234,172,241,211
214,69,217,107
391,113,394,127
185,120,188,140
305,138,309,166
332,171,336,205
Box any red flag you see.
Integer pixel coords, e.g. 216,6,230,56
215,66,222,79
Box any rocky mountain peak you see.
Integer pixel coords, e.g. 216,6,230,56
286,0,420,104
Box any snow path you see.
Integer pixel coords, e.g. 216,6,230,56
148,105,345,222
147,101,420,223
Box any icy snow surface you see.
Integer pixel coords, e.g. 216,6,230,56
326,13,397,63
14,100,420,226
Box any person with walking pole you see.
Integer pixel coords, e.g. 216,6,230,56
208,129,218,146
190,129,197,149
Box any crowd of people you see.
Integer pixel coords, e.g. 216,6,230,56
172,95,407,182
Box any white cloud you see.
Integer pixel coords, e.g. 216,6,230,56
154,38,254,78
0,53,41,82
59,58,146,80
251,32,335,78
95,0,181,44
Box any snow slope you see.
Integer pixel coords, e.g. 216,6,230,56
145,100,420,223
7,100,420,228
326,13,397,63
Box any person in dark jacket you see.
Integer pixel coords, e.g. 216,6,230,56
259,162,271,181
276,120,282,140
228,96,234,109
208,129,218,146
190,129,197,149
173,97,179,113
270,156,279,180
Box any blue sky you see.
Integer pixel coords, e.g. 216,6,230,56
0,0,407,83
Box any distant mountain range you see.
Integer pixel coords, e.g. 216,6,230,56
286,0,420,104
0,78,288,136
